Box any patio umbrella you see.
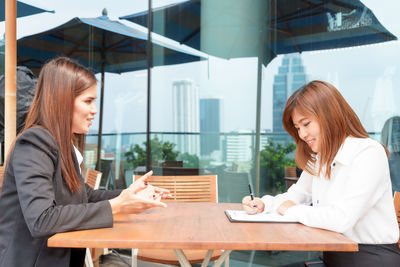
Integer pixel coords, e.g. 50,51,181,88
16,10,205,170
120,0,397,195
0,0,54,21
121,0,396,60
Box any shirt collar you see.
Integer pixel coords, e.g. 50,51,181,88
73,145,83,166
333,137,371,165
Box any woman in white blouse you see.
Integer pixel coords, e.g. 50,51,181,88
242,80,400,266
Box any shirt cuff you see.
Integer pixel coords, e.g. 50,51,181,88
284,204,305,221
260,195,275,213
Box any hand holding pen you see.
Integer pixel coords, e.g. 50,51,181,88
241,183,265,215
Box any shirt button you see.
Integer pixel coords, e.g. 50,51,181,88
332,162,336,167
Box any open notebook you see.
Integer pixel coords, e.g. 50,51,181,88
225,210,298,223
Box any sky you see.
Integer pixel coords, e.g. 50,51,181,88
4,0,400,135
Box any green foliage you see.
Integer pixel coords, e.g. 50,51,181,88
150,136,180,162
124,136,180,169
177,152,199,168
124,136,200,169
259,139,296,194
124,144,146,169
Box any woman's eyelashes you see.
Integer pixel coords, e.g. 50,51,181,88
295,121,310,131
85,98,95,104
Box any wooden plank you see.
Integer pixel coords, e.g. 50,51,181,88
143,175,217,203
48,203,358,252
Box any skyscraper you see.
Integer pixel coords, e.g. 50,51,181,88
273,54,307,134
200,98,222,156
172,79,200,155
223,130,253,163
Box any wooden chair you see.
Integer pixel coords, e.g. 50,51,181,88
284,166,299,190
220,168,250,203
85,168,102,190
394,191,400,248
84,169,103,267
0,166,4,194
163,166,200,176
131,175,228,267
99,159,126,190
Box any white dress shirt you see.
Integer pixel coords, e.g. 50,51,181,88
261,137,399,244
73,145,83,173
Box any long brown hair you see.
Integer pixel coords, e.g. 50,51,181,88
21,57,96,192
282,80,368,178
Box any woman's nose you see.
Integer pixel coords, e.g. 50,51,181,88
299,128,307,140
91,104,98,114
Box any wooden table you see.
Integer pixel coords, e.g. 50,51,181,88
48,202,358,266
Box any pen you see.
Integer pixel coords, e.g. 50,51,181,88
248,183,257,209
248,183,254,200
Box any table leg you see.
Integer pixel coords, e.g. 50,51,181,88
174,249,232,267
174,249,192,267
200,250,214,267
131,248,138,267
212,250,232,267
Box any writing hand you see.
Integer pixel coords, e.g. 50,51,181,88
242,195,264,215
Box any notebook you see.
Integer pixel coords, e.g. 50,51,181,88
224,209,298,223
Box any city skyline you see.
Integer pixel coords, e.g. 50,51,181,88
273,54,307,133
3,0,400,137
172,79,200,155
200,98,222,156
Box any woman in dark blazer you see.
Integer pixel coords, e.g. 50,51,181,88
0,57,168,267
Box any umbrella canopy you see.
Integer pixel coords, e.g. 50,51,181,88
0,0,53,21
16,12,205,170
120,0,397,195
17,14,204,75
121,0,397,65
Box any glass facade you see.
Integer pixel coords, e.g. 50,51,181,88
1,0,399,265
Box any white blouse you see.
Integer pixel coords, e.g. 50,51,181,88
261,137,399,244
73,145,83,172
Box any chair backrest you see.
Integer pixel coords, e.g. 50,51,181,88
284,166,297,178
394,191,400,248
219,169,250,203
135,175,218,203
85,169,102,190
161,167,200,176
0,166,4,193
160,161,183,167
99,159,126,190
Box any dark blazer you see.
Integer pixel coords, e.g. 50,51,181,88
0,128,122,267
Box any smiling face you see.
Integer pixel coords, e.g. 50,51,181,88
72,85,97,134
292,108,321,153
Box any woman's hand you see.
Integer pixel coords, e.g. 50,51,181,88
109,171,170,215
242,196,265,214
277,200,296,215
136,185,172,201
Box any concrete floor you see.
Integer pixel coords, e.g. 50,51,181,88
98,250,321,267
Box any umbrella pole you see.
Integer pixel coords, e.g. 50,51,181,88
254,58,262,197
4,0,17,159
145,0,153,173
96,65,105,171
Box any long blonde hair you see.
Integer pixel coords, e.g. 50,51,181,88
282,80,368,178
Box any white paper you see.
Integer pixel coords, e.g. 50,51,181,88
225,210,298,223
